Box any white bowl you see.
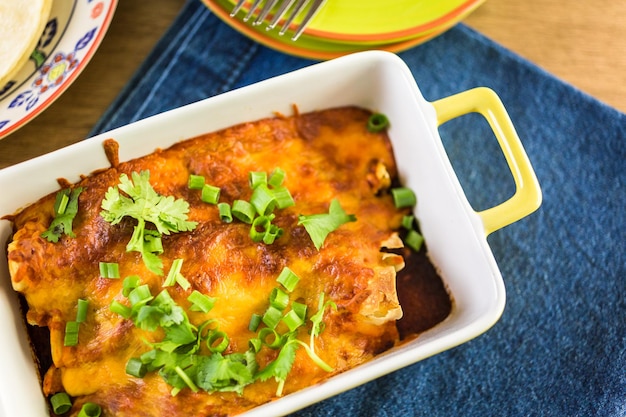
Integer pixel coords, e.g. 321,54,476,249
0,51,541,417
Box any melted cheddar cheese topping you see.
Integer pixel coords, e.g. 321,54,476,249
8,107,409,416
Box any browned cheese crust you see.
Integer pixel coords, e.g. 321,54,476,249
7,107,409,416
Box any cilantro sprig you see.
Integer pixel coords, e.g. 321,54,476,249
298,199,357,250
100,171,197,275
42,187,84,242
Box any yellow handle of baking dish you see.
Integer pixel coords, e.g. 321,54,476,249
431,87,542,236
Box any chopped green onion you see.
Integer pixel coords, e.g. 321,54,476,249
367,113,390,132
232,200,256,224
262,305,283,329
268,168,286,188
404,229,424,252
201,184,221,204
78,402,102,417
391,187,417,208
128,284,153,307
248,313,262,332
250,184,276,216
271,186,295,209
164,259,184,287
50,392,72,414
126,357,148,378
276,267,300,292
248,337,262,352
206,330,229,353
218,202,233,223
263,224,283,245
76,299,89,323
109,300,131,319
401,215,415,230
258,328,285,349
64,321,80,346
99,262,120,279
152,288,175,306
187,290,216,313
250,215,273,243
176,273,191,291
290,301,307,321
188,174,205,190
122,275,141,297
282,309,305,332
269,287,290,311
249,171,267,189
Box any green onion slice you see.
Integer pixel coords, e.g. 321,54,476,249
263,224,283,245
249,171,267,189
206,330,229,353
187,290,216,313
218,202,233,223
64,321,80,347
99,262,120,279
232,200,256,224
201,184,221,204
269,287,290,311
78,402,102,417
126,357,148,378
262,305,283,329
50,392,72,414
271,186,295,209
391,187,417,208
258,328,285,349
248,337,262,352
250,215,273,243
250,184,276,216
276,267,300,292
128,284,153,307
76,299,89,323
367,113,390,132
268,168,286,188
122,275,141,297
110,300,131,319
404,229,424,252
401,215,415,230
188,174,205,190
248,313,262,332
282,309,305,332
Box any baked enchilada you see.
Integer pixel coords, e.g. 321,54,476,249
5,107,451,416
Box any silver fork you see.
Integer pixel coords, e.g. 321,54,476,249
230,0,327,41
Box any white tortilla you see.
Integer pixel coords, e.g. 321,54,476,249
0,0,53,88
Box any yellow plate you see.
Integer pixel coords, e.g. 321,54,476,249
204,0,448,60
225,0,485,43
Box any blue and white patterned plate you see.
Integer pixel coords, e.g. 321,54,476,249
0,0,117,140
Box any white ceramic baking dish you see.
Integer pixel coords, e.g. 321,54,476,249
0,51,541,417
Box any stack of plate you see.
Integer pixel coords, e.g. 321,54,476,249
201,0,486,60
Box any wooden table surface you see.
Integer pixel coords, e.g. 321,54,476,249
1,0,624,169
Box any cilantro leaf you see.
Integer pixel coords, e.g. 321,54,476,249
100,171,197,275
196,352,256,394
255,334,299,396
297,198,356,250
41,187,84,242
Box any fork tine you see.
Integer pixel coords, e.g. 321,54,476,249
290,0,326,40
254,0,280,26
243,0,263,22
230,0,246,16
279,0,309,36
267,0,297,29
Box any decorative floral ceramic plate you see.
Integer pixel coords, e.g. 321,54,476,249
0,0,118,140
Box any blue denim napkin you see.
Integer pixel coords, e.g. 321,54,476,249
91,1,626,416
